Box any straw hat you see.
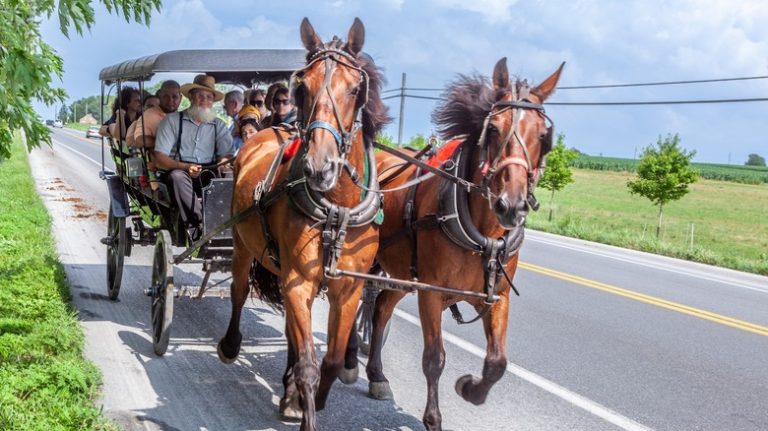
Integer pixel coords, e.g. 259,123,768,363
180,74,224,102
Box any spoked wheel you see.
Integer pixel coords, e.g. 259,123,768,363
356,278,391,356
150,230,174,356
105,205,126,300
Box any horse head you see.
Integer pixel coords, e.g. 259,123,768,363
481,58,564,228
293,17,371,192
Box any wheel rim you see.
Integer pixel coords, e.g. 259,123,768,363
151,242,166,344
106,208,125,300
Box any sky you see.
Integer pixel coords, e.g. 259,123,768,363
36,0,768,164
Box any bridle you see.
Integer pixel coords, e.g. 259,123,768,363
475,94,554,211
292,45,370,178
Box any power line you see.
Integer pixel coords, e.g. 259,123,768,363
382,93,768,105
558,75,768,90
380,74,768,94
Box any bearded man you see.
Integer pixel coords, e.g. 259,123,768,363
154,74,233,241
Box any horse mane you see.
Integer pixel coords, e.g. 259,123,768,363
304,37,391,141
357,52,391,141
432,74,529,142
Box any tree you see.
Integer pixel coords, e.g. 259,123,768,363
627,134,699,238
0,0,161,159
745,153,766,167
68,94,106,123
375,133,396,147
538,133,577,221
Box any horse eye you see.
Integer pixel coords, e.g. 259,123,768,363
350,86,360,96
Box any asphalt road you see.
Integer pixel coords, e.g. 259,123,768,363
28,127,768,431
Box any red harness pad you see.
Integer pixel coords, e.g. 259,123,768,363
282,137,302,163
427,139,462,167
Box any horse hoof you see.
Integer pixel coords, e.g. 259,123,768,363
216,340,239,364
455,374,484,405
338,365,359,385
368,381,394,400
279,396,303,421
216,342,236,364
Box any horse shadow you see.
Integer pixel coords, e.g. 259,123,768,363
67,261,425,430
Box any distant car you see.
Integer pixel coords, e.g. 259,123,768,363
86,126,100,139
53,120,64,128
45,119,54,126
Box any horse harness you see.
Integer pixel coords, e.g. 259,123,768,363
378,95,554,324
248,46,380,291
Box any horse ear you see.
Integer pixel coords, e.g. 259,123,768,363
492,57,510,91
531,61,565,102
345,17,365,56
300,17,322,51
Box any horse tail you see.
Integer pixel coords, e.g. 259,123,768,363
249,259,284,312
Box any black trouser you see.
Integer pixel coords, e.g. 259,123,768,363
167,169,212,228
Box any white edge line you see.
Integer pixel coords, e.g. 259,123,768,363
52,138,104,169
393,308,654,431
525,235,768,294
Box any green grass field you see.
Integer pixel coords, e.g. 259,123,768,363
0,137,114,430
65,123,93,131
528,169,768,275
571,154,768,184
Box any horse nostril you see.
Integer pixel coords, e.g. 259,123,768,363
303,161,315,179
494,198,510,215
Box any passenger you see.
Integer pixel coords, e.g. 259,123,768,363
248,88,268,120
235,105,262,146
153,74,234,241
143,95,160,110
100,86,141,140
260,83,296,128
126,80,181,150
224,90,245,150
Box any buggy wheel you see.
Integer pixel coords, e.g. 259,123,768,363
106,205,126,300
151,230,174,356
356,282,391,356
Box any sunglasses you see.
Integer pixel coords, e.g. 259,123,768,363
250,99,264,107
273,98,290,106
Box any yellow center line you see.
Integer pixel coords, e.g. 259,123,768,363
519,261,768,337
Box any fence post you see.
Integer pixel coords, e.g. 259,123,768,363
397,72,406,146
689,223,695,251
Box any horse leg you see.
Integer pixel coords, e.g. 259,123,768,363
339,317,359,384
280,323,302,420
316,282,363,410
282,281,319,431
217,240,251,363
455,293,510,405
366,289,406,400
420,292,447,431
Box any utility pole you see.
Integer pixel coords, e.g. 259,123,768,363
397,72,406,146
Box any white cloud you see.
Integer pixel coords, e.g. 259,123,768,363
379,0,405,11
431,0,519,24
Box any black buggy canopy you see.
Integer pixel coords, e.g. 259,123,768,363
98,49,307,86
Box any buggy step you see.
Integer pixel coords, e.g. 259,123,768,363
175,285,231,299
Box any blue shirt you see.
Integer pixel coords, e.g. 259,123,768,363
155,110,234,164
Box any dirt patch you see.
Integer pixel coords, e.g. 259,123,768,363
54,197,83,203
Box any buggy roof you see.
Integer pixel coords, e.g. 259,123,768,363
98,49,307,86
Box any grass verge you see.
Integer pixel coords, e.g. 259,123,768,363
529,169,768,275
0,136,114,430
64,123,92,132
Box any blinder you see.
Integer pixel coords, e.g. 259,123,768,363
477,97,555,211
290,47,370,161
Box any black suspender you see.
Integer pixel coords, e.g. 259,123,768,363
171,111,217,164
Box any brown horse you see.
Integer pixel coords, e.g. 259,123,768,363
217,18,390,431
344,58,563,430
